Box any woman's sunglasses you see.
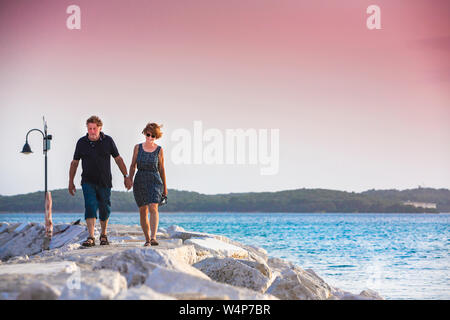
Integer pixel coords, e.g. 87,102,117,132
146,133,156,138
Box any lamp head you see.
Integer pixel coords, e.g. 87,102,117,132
21,142,32,154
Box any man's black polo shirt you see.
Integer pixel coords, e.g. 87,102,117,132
73,132,120,188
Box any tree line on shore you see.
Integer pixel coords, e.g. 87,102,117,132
0,187,448,213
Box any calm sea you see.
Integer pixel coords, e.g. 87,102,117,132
1,212,448,300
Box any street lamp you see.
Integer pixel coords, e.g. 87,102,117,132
21,117,53,238
21,117,52,193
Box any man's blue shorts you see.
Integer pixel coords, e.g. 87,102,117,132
81,182,111,221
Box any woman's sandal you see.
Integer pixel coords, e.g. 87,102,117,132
99,234,110,246
82,236,95,247
144,239,159,246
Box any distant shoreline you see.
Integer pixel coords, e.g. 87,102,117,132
1,187,448,213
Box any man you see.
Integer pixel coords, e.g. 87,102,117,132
69,116,132,247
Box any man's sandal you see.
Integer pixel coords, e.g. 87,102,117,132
99,234,110,245
144,241,151,247
82,236,95,247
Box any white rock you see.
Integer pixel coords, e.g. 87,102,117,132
1,292,15,299
0,261,78,275
94,246,208,287
0,225,46,260
177,230,269,262
185,237,249,259
0,222,384,300
267,257,295,273
6,255,30,264
59,243,82,253
145,266,278,300
108,236,138,242
305,268,328,285
266,266,334,300
5,223,20,232
0,223,10,234
166,225,185,236
0,269,78,299
247,244,268,257
16,281,61,300
332,291,371,300
359,289,384,300
193,257,272,293
170,230,213,241
59,269,127,300
115,285,175,300
219,238,269,262
158,227,167,233
243,244,269,262
49,225,87,249
163,239,183,246
14,222,30,233
238,258,272,279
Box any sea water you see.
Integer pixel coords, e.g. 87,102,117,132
0,212,448,300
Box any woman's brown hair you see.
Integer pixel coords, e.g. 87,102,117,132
142,122,163,139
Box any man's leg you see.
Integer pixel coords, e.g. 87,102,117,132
100,219,108,236
97,186,111,244
82,183,98,243
86,217,96,238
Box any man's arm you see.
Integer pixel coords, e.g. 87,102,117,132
110,137,127,176
114,155,128,177
68,160,79,196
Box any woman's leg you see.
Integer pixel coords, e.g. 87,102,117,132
149,203,159,240
139,205,150,242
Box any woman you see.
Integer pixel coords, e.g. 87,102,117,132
128,122,168,246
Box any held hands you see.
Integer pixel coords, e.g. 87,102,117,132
124,176,133,190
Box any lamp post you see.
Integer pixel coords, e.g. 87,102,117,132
21,117,53,238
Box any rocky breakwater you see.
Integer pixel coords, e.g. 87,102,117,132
0,222,383,300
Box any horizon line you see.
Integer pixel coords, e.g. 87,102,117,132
1,185,449,197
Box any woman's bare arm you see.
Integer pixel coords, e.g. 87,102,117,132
129,144,139,181
158,147,168,196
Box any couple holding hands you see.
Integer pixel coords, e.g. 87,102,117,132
68,116,167,247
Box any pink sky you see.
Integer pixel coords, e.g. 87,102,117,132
0,0,448,195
